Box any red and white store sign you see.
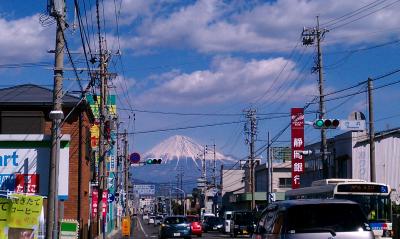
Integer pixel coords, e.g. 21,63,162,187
15,174,39,193
92,187,98,218
291,108,304,189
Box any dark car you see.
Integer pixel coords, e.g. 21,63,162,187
159,216,192,239
230,211,256,237
202,216,224,232
252,199,374,239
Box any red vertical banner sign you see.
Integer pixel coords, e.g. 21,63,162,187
92,187,98,218
291,108,305,189
102,190,108,219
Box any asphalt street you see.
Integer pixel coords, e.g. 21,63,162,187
115,216,251,239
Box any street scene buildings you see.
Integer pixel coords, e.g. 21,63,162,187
1,1,400,239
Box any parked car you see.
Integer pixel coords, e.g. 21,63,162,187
252,199,374,239
143,214,149,220
155,215,164,226
186,215,202,237
201,212,215,223
230,210,256,237
159,216,192,239
202,216,224,232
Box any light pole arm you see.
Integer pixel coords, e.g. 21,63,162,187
173,187,186,216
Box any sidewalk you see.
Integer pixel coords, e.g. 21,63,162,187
107,228,121,238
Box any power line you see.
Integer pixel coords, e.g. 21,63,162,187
328,0,400,31
124,114,291,135
321,0,389,28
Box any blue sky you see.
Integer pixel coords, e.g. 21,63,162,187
2,0,400,160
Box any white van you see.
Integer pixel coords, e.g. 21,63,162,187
223,211,233,233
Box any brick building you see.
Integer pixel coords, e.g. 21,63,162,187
0,84,94,238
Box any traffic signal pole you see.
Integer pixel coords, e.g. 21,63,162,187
315,16,329,179
302,16,329,179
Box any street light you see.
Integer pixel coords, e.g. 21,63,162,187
173,187,186,216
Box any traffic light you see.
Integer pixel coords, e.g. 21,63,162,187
313,119,340,129
145,158,162,164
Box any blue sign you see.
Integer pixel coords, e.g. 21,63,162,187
130,152,141,164
108,193,115,203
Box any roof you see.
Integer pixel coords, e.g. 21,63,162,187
274,199,358,207
356,127,400,144
0,84,81,107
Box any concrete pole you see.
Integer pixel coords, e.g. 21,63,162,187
368,78,376,182
316,16,328,179
46,2,65,238
249,110,256,211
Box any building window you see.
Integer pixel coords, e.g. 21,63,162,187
279,178,291,188
0,111,44,134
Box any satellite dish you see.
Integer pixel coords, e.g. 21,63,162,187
348,111,366,120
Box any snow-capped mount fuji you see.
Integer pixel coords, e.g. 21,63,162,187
131,135,236,191
144,135,234,168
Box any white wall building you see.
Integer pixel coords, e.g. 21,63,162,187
303,127,400,199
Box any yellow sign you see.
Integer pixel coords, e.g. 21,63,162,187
0,198,11,239
8,194,43,228
122,216,131,236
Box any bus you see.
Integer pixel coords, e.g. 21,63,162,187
285,178,393,238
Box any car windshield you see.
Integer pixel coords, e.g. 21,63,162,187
165,217,187,224
207,217,224,224
285,203,370,233
335,194,391,222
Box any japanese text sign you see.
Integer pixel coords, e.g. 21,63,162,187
291,108,304,189
91,188,98,218
0,198,11,239
102,190,108,219
8,194,43,229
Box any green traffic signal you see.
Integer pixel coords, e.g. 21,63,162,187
313,119,340,129
314,119,324,127
145,158,162,164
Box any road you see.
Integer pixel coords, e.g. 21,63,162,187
116,216,251,239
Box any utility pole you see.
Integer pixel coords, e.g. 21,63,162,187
212,143,216,187
47,0,65,238
169,182,172,216
124,129,129,215
95,0,109,237
302,16,329,179
202,146,207,181
245,109,257,211
368,78,376,182
266,132,273,204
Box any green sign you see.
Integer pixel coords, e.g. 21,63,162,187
60,220,79,239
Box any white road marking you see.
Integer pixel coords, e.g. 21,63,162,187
137,217,149,238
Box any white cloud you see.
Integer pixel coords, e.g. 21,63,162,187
0,14,53,63
119,0,400,53
102,0,156,25
137,56,316,105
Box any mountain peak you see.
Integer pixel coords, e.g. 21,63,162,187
144,135,234,162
